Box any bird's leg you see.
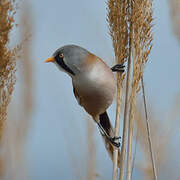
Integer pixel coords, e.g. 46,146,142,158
98,122,121,148
111,136,121,141
111,63,125,72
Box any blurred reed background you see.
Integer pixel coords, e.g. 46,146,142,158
0,0,18,178
0,0,33,179
0,0,180,180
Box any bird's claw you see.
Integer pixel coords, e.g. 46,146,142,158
98,122,121,148
109,136,121,148
111,136,121,141
111,63,125,72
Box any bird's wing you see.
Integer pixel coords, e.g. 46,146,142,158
73,85,83,106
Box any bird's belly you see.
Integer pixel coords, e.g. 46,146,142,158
73,70,115,118
80,88,113,117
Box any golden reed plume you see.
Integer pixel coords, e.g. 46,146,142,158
0,1,33,179
107,0,128,178
107,0,153,179
0,0,17,141
127,1,153,179
0,0,20,178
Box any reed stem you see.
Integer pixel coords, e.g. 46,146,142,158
119,38,132,180
141,77,157,180
112,73,123,180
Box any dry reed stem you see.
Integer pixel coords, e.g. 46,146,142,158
118,1,133,179
141,77,157,180
125,2,134,180
113,73,123,180
133,92,180,179
107,0,128,179
107,0,153,179
131,125,138,176
134,105,167,179
135,93,180,179
126,0,153,179
169,0,180,41
112,72,124,180
120,42,132,180
134,106,155,180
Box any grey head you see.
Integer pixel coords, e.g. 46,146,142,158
52,45,90,76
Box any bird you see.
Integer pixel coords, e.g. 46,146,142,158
45,45,124,166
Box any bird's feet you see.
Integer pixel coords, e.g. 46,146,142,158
108,136,121,148
98,122,121,148
111,63,125,73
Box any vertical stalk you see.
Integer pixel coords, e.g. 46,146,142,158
126,2,134,178
141,77,157,180
126,103,134,180
119,1,133,179
112,72,123,180
119,36,132,180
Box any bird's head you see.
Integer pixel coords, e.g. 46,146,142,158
45,45,90,77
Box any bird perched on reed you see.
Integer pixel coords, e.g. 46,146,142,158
45,45,124,166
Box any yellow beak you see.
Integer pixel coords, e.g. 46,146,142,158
45,57,55,63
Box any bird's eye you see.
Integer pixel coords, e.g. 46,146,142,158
59,53,64,59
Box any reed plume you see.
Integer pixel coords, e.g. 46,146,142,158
0,0,20,178
107,0,153,179
127,0,153,179
1,2,32,179
0,0,17,141
107,1,128,179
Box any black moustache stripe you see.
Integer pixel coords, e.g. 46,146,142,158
56,57,75,76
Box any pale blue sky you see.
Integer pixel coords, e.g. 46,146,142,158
13,0,180,179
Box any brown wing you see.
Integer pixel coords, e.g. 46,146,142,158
73,85,83,106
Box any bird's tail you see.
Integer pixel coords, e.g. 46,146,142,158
98,111,121,167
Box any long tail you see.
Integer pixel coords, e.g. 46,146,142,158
98,111,121,167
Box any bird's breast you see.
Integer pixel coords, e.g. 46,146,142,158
72,59,116,118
